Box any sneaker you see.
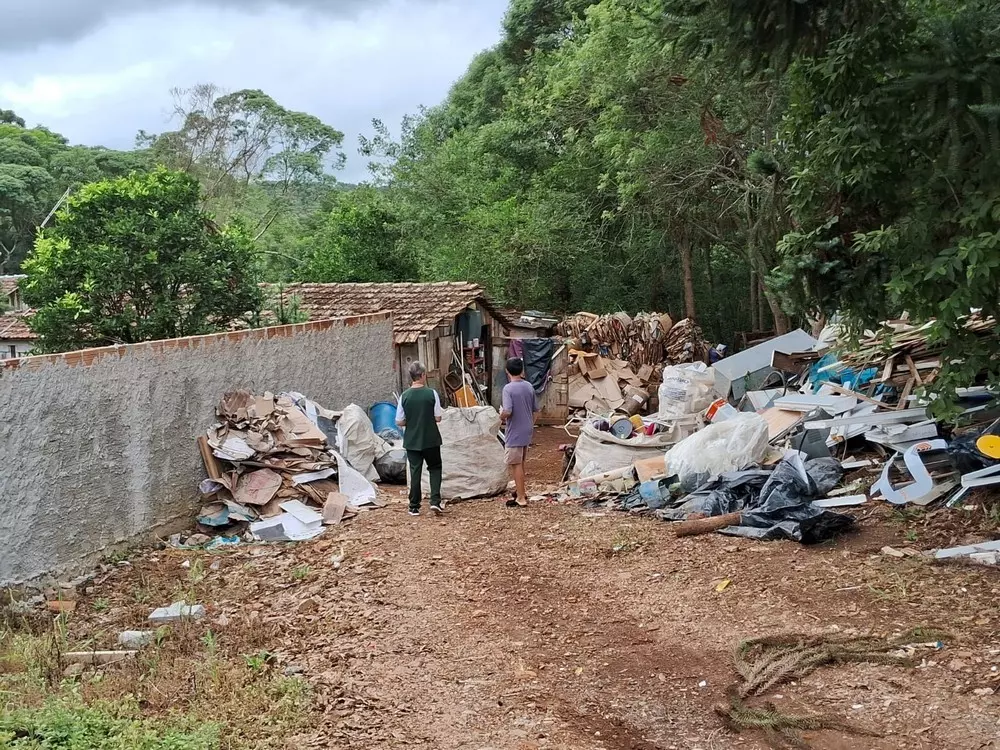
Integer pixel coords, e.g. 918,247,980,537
505,498,519,508
408,509,420,517
431,503,445,515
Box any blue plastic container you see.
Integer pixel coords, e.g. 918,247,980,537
370,401,399,436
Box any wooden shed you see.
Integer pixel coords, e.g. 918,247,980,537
276,282,513,403
493,310,568,426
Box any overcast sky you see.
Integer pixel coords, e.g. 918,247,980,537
0,0,508,182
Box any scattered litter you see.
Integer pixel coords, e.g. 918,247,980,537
881,546,919,558
934,539,1000,560
148,601,206,623
715,579,731,593
814,494,868,508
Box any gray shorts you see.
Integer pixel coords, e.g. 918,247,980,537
505,446,527,465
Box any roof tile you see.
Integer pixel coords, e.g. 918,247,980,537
0,311,37,340
272,282,503,345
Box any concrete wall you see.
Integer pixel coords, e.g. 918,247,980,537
0,314,395,585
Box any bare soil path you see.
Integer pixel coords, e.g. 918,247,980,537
69,428,1000,749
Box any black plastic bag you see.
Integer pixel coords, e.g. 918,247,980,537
375,448,407,484
656,455,855,544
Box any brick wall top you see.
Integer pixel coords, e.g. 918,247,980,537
0,313,393,373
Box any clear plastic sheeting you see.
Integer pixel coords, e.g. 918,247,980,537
657,453,854,543
665,413,770,490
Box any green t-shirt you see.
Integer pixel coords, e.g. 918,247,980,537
399,386,443,451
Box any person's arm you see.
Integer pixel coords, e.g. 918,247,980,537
532,390,540,424
395,396,406,427
433,390,443,423
500,385,512,423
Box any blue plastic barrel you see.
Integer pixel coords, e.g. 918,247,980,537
370,401,399,436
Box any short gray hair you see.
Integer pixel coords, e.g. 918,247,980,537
409,361,426,382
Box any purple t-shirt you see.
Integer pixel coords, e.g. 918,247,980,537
502,379,539,448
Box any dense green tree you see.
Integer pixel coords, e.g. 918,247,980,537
138,85,346,274
297,186,418,283
22,168,263,352
0,116,148,272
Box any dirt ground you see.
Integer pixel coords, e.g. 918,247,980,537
62,427,1000,749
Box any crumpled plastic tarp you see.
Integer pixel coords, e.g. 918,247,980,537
657,453,854,543
665,413,771,491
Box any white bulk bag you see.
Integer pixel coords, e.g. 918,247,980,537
415,406,508,500
572,422,675,477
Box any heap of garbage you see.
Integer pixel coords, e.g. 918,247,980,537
550,316,1000,558
182,390,407,547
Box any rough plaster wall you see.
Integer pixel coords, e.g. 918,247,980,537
0,317,395,585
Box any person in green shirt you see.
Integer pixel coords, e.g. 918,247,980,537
395,361,445,516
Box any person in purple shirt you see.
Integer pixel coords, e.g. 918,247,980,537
500,357,539,508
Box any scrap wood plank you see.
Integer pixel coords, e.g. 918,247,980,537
762,407,805,441
905,354,924,386
881,355,897,384
197,436,223,480
897,378,916,411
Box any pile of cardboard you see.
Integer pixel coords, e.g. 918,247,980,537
559,311,712,416
193,390,380,543
558,311,677,367
663,318,711,364
568,352,657,415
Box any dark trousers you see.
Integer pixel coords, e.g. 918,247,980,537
406,446,442,510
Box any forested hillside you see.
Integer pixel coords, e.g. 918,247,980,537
364,0,1000,362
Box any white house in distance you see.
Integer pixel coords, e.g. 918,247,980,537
0,275,37,359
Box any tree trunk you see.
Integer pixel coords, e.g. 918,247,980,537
749,266,759,332
763,288,790,335
758,278,768,332
680,239,696,321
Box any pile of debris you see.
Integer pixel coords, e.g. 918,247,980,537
568,353,657,416
561,312,712,418
838,313,997,389
559,312,710,369
546,318,1000,558
186,390,386,547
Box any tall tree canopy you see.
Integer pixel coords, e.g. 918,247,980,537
22,168,263,352
0,115,147,272
138,85,346,277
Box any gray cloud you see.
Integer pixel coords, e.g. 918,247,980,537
0,0,507,182
0,0,438,52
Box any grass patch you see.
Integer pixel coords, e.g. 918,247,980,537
1,610,313,750
0,696,219,749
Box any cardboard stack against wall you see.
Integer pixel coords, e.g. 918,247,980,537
191,390,381,545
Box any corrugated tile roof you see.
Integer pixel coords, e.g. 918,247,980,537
0,311,37,340
1,275,26,300
273,282,505,344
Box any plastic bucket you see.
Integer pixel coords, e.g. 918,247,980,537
370,401,399,436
